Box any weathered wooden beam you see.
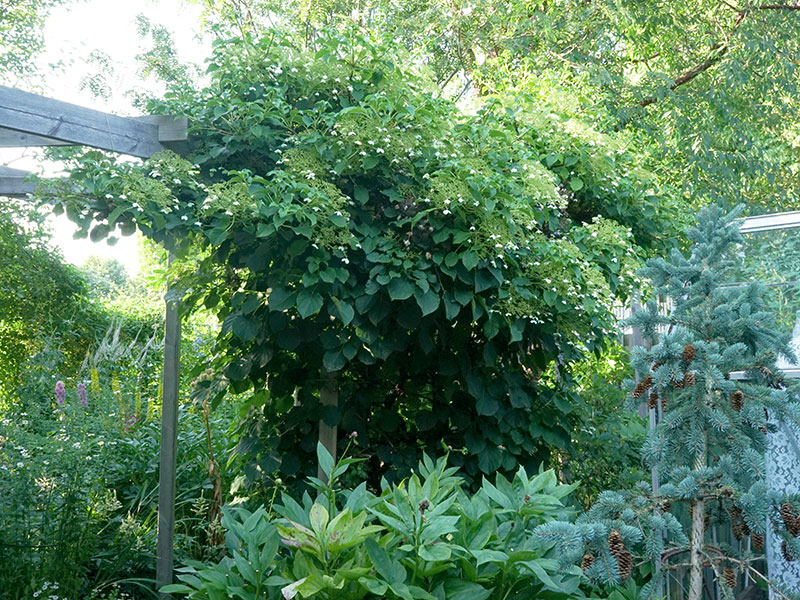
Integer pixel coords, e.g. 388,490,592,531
133,115,190,143
0,129,70,148
0,166,36,198
0,86,187,158
0,116,189,149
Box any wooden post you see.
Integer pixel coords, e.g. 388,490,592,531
317,370,339,482
156,249,181,593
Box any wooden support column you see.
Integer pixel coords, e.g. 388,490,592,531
317,370,339,482
157,250,181,593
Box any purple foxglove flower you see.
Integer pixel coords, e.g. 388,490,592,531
124,414,138,432
55,381,66,406
77,383,88,408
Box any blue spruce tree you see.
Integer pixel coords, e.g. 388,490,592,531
537,205,800,599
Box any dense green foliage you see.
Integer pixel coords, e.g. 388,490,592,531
0,200,107,398
204,0,800,213
0,316,234,599
38,27,674,488
7,3,800,599
561,343,645,508
538,205,800,597
163,445,582,600
0,200,228,598
82,255,130,297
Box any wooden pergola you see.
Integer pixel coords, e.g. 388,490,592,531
0,85,188,589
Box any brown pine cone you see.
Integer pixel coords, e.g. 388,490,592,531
780,503,799,536
660,395,668,411
782,540,794,562
731,390,744,412
684,372,696,387
652,361,663,371
616,550,633,580
608,530,624,556
752,533,765,551
682,344,696,363
581,553,595,572
672,377,685,389
633,376,653,399
730,506,745,540
722,566,736,589
648,391,658,409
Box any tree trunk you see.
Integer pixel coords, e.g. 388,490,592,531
688,496,706,600
317,369,339,482
688,430,708,600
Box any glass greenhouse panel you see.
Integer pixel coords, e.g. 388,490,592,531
734,225,800,375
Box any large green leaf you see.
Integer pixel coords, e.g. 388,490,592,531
414,289,440,316
316,442,335,479
364,538,406,584
418,543,451,562
232,314,259,342
296,289,323,318
388,278,414,300
441,580,492,600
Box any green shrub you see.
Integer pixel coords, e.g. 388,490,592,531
0,332,236,599
162,444,581,600
0,383,121,599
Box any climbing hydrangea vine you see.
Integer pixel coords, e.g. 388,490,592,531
40,28,669,483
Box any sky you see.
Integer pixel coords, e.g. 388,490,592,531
11,0,208,275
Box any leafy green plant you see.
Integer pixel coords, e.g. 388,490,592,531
560,342,646,508
162,443,582,600
162,507,287,600
0,380,121,599
0,198,108,402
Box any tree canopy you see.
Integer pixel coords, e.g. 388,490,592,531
0,0,71,82
0,199,105,399
190,0,800,214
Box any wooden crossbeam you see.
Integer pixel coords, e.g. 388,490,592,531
0,86,187,158
0,130,70,148
0,166,36,197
